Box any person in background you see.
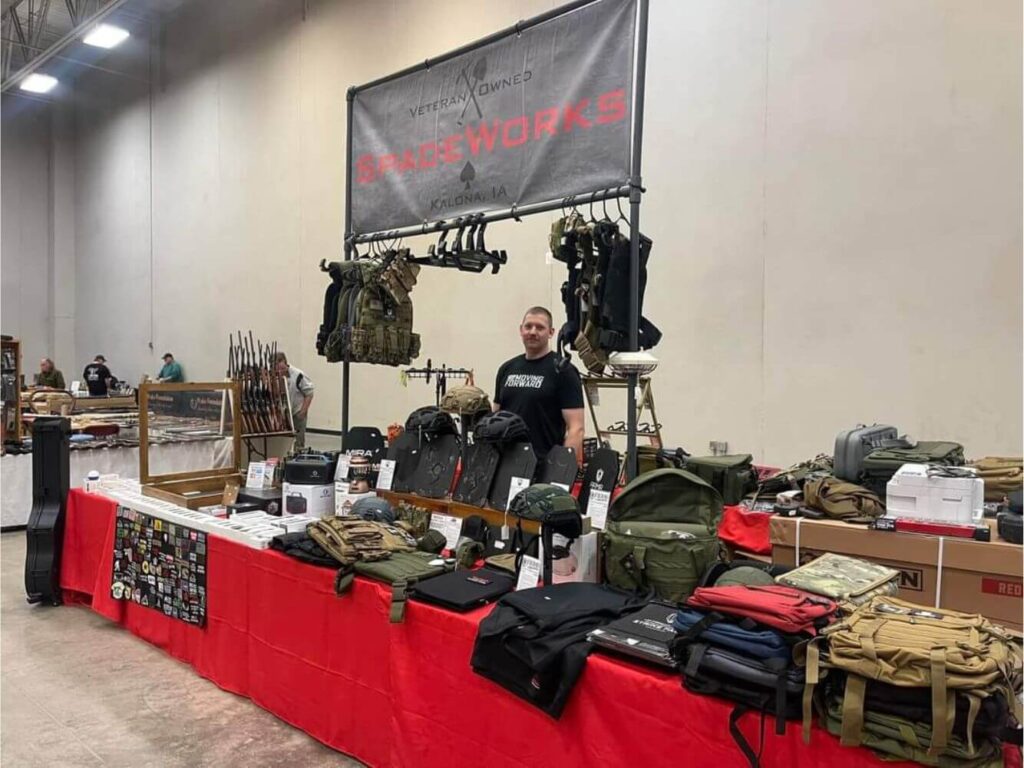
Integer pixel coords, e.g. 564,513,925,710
34,358,65,390
157,353,184,383
493,306,585,467
82,355,113,396
273,351,314,449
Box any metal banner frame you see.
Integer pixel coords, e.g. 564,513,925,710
341,0,650,480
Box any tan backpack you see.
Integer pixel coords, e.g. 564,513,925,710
968,456,1023,502
804,597,1022,757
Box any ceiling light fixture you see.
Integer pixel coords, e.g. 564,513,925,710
83,23,130,49
19,73,58,93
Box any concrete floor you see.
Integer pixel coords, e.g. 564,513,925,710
0,532,361,767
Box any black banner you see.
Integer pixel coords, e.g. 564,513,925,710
350,0,637,234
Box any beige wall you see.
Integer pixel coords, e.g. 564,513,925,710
13,0,1021,464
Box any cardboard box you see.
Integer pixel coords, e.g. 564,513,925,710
770,516,1023,631
539,532,599,584
335,483,374,516
282,482,334,519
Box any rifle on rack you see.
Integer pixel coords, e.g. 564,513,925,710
227,331,291,436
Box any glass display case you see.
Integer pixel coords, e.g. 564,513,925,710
139,381,243,508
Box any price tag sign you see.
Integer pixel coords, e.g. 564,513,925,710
506,476,531,511
334,454,351,482
245,461,266,490
376,459,396,491
430,513,463,550
516,555,542,591
586,488,611,530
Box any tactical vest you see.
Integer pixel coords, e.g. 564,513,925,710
321,251,421,367
551,216,662,374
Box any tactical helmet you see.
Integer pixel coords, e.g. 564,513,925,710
473,410,530,444
404,406,458,437
714,566,776,588
508,484,582,539
440,385,492,416
351,496,396,525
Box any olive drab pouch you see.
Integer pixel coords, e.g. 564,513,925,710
341,551,452,622
684,454,759,506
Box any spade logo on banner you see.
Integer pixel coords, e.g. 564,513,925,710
461,162,476,190
458,58,488,125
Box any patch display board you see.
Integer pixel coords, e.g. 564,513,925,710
111,506,208,626
350,0,637,234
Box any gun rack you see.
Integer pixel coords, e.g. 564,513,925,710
402,359,473,407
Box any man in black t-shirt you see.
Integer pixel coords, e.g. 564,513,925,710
82,354,113,396
493,307,585,465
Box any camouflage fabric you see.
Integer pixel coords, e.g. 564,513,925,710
803,476,885,523
378,248,420,306
440,385,491,416
507,483,580,524
755,454,834,500
396,501,432,538
485,553,518,574
775,553,899,602
306,517,416,567
324,258,421,367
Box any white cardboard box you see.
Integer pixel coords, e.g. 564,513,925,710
886,464,984,524
335,483,374,516
539,532,599,584
282,482,334,519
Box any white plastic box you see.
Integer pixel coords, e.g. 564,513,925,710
886,464,983,524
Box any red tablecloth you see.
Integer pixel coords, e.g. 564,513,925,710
60,489,1010,768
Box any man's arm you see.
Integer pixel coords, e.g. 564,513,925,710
299,392,313,416
562,408,585,467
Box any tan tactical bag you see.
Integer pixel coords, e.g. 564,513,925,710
803,476,885,524
805,597,1023,757
968,457,1024,502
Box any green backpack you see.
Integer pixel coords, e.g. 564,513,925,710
602,468,723,603
337,551,452,622
683,454,758,505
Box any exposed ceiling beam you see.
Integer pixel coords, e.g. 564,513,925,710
1,0,129,92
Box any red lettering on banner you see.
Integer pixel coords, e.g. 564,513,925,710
502,115,529,147
418,142,438,168
533,108,559,139
563,99,592,132
441,134,463,163
356,154,376,184
398,150,417,172
465,121,500,155
596,89,626,124
357,85,629,185
378,154,398,175
982,577,1023,598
